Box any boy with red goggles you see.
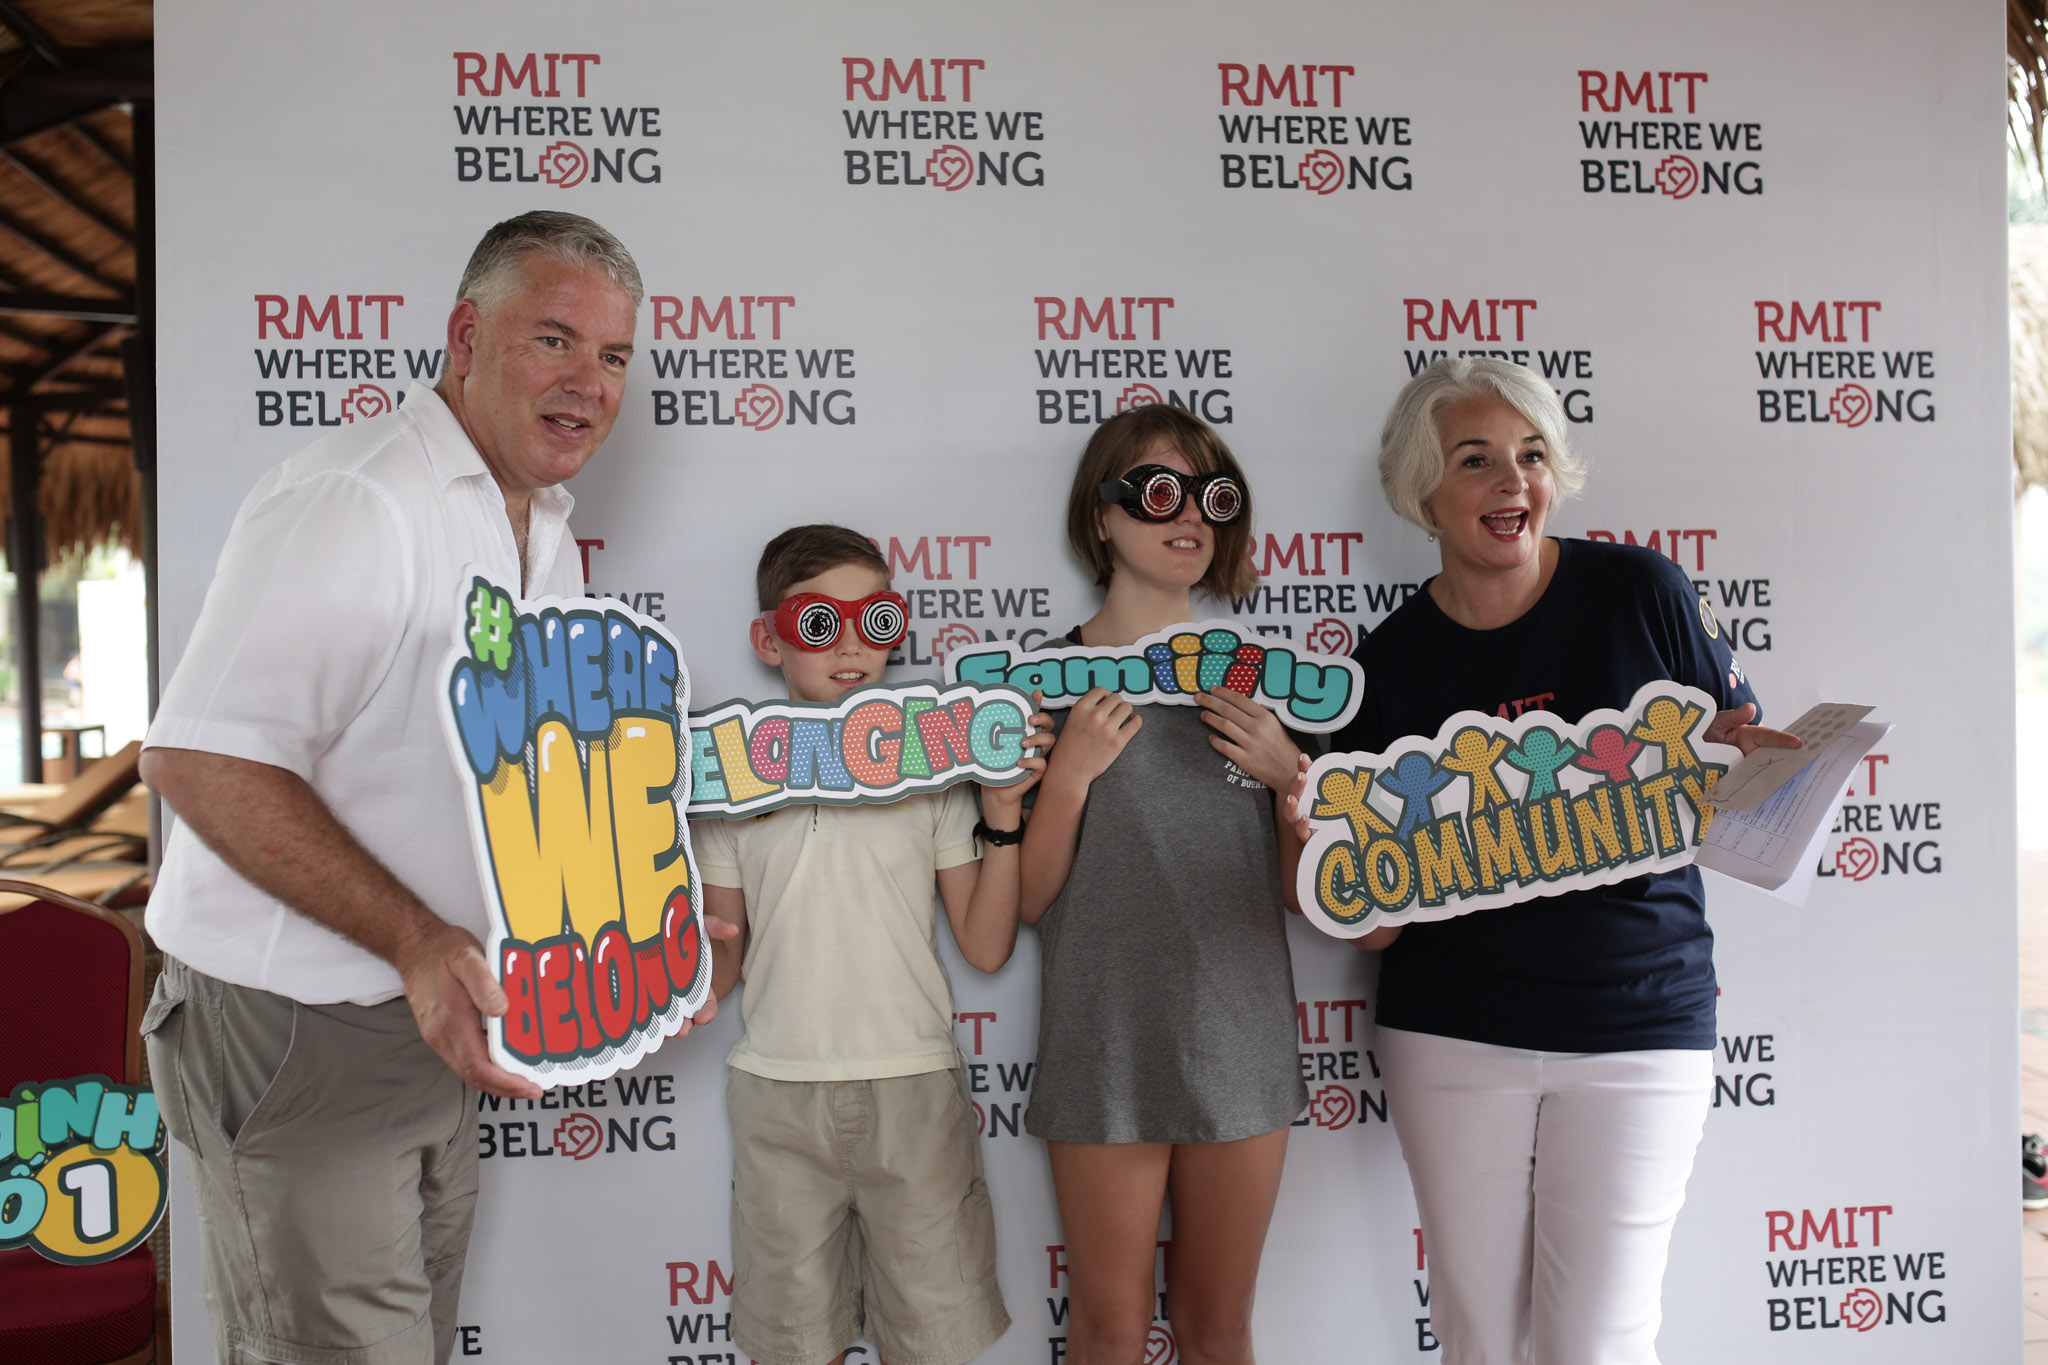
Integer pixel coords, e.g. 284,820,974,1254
692,523,1054,1365
761,588,909,653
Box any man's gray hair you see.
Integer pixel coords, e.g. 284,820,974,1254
456,210,644,315
1377,356,1587,531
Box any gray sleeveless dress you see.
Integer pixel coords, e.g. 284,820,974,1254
1024,661,1308,1145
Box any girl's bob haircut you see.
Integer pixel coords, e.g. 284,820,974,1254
1064,404,1258,601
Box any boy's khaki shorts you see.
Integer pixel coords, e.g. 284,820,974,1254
728,1067,1010,1365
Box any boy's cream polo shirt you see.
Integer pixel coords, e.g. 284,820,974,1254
691,784,981,1081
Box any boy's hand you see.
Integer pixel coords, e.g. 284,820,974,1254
980,696,1056,825
1197,686,1302,791
676,916,742,1033
1046,687,1140,788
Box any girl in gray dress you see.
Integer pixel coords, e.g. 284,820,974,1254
1018,406,1310,1365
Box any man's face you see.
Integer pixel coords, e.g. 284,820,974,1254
446,254,636,493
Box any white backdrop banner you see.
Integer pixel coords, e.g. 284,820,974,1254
156,2,2016,1360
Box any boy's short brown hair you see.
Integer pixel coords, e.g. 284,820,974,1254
756,524,892,610
1063,405,1259,601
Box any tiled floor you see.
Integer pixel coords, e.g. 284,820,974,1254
2019,851,2048,1358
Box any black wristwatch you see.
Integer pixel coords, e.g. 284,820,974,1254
974,818,1024,847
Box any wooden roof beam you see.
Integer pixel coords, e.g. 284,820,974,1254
22,381,129,410
0,148,129,244
0,200,123,293
64,117,129,176
0,52,150,149
7,50,151,102
0,423,129,447
0,252,93,346
0,0,66,70
12,320,124,393
0,251,87,347
0,291,132,323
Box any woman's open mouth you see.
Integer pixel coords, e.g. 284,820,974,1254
1481,511,1528,541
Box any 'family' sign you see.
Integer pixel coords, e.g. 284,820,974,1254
1298,681,1738,938
687,682,1036,818
439,571,710,1085
944,619,1363,733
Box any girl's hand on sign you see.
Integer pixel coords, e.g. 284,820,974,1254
1048,686,1140,788
982,696,1057,820
1281,752,1314,842
1198,685,1302,791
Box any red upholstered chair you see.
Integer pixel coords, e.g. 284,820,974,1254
0,879,158,1365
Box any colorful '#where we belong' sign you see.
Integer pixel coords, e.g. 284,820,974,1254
686,682,1036,819
1298,681,1739,938
944,618,1364,733
439,571,710,1085
1,1076,165,1264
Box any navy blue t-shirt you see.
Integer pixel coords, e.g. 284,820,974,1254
1329,538,1758,1053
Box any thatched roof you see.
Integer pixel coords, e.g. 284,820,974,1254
0,0,149,565
2017,227,2048,494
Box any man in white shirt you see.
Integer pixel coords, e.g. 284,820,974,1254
139,211,707,1365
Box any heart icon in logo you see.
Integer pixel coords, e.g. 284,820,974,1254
1654,154,1698,200
554,1112,604,1160
1840,1287,1883,1332
538,140,589,190
1312,1083,1356,1130
1299,149,1343,196
1116,383,1164,413
1835,836,1879,882
1144,1326,1177,1365
737,383,784,431
1829,383,1873,428
926,143,974,191
1304,617,1354,658
932,623,982,665
340,384,391,423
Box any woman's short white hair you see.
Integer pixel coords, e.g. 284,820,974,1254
1377,356,1586,531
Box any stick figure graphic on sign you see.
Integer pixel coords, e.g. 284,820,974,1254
1572,725,1642,784
1440,727,1512,814
1630,696,1708,775
1505,726,1578,800
1380,751,1455,839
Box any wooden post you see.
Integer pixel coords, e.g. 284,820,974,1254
9,401,39,782
126,100,156,857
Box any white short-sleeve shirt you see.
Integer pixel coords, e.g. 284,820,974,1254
145,383,582,1005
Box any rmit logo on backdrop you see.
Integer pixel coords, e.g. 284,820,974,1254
1752,300,1935,427
646,294,857,430
1215,61,1413,193
452,51,661,187
1033,296,1234,426
841,56,1045,189
253,292,418,428
1577,69,1762,198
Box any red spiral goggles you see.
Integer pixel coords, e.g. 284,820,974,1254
763,591,909,651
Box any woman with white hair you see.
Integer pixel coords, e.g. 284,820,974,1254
1319,357,1797,1365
